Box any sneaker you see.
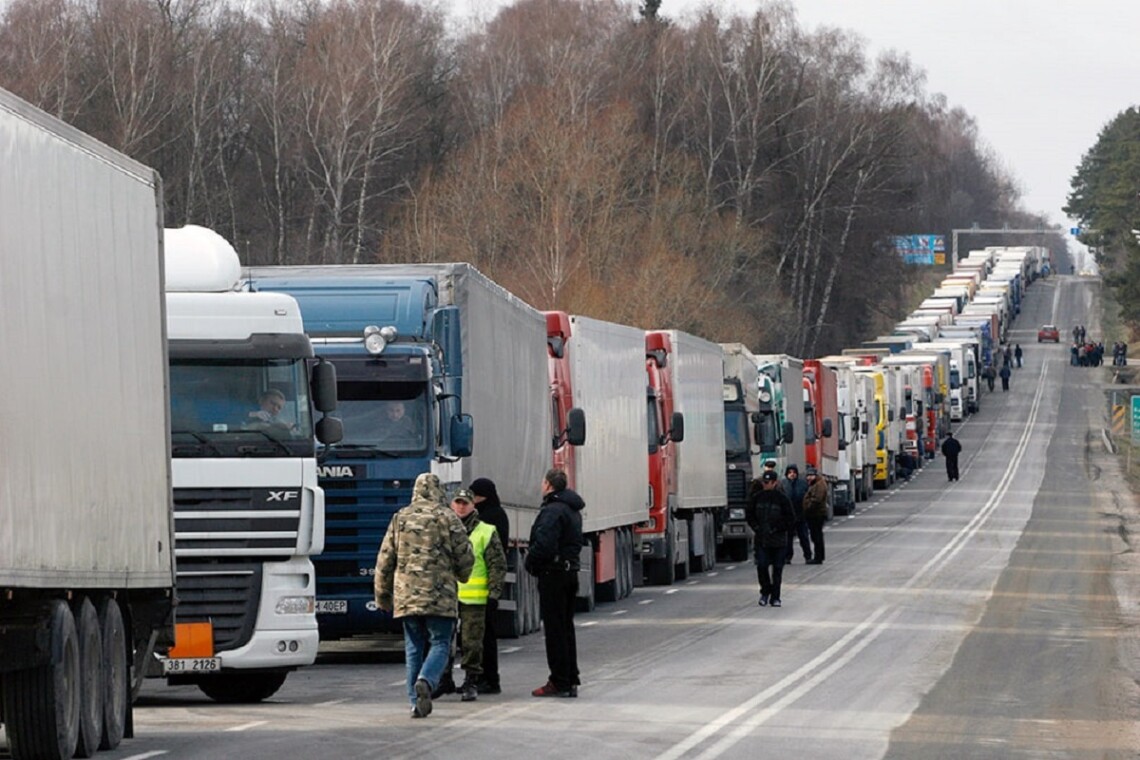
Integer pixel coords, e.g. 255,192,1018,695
758,594,769,607
532,681,573,698
771,599,782,607
414,678,433,717
476,681,502,695
411,706,425,719
569,685,579,698
460,680,478,702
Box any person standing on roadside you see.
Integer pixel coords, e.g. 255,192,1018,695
374,473,474,719
941,430,962,482
781,464,811,564
999,363,1011,391
746,470,795,606
802,466,829,564
450,487,506,702
526,468,584,698
469,477,509,695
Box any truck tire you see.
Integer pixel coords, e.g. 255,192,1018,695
197,672,288,703
618,528,635,600
73,597,105,758
96,597,128,750
576,547,596,612
1,599,80,760
644,527,675,586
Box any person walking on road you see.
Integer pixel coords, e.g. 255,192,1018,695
374,473,474,719
999,363,1011,391
941,431,962,482
781,464,811,564
802,466,829,565
526,468,585,698
469,477,509,695
983,363,996,392
746,470,795,606
1014,343,1023,368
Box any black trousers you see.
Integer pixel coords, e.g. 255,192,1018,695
945,455,960,481
806,516,826,562
481,598,500,686
537,571,579,690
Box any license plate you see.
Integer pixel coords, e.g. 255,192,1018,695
315,600,348,614
163,657,220,674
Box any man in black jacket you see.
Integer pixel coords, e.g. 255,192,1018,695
746,470,795,607
470,477,509,694
941,431,963,481
525,468,584,697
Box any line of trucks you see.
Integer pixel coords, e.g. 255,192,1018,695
0,86,1045,758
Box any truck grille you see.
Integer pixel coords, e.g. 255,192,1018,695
725,469,749,506
173,488,301,559
318,478,409,596
174,559,262,652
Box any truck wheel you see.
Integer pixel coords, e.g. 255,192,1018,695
73,597,105,758
620,528,635,599
1,599,80,760
576,547,596,612
96,597,128,750
197,672,288,703
702,519,717,572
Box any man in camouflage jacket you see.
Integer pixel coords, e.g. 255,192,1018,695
375,472,474,718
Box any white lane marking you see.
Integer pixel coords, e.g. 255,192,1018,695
665,588,680,595
658,606,893,760
226,721,269,732
639,599,654,605
500,646,522,653
611,609,628,615
121,752,170,760
315,698,350,707
579,620,598,627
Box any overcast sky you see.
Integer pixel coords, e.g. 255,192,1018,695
654,0,1139,241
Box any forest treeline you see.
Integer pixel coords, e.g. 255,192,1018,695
0,0,1067,354
1066,107,1140,338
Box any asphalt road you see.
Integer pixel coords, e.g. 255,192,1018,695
6,275,1136,760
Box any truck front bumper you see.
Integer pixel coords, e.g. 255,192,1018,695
639,535,667,560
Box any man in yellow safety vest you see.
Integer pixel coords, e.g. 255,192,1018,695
451,487,507,701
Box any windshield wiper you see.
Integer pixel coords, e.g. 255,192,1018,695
171,432,225,457
322,443,403,459
237,430,295,456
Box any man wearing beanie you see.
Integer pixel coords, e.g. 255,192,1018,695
469,477,509,694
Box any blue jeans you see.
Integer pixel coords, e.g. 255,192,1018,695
403,616,456,707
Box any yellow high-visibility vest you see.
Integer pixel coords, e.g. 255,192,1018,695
458,521,496,605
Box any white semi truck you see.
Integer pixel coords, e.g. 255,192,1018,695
162,226,341,701
0,88,174,759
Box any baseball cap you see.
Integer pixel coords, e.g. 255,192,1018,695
453,488,475,503
761,470,780,483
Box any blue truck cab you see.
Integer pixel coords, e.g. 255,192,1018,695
248,268,473,639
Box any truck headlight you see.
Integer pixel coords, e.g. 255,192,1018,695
729,508,745,520
275,596,315,615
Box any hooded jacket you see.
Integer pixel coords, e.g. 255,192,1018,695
525,488,585,574
781,466,808,520
373,473,474,619
470,477,510,556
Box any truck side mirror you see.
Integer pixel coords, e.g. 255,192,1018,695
316,415,343,445
822,418,833,438
565,407,586,447
669,412,685,443
450,413,474,458
312,359,338,413
862,421,869,435
781,421,794,444
838,438,847,451
888,409,895,422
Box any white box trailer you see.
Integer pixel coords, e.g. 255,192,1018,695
662,330,727,569
565,316,649,534
818,356,876,506
560,315,648,605
0,87,174,758
755,354,807,474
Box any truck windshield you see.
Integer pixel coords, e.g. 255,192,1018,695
949,368,961,389
724,410,750,457
332,381,429,454
169,358,314,457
